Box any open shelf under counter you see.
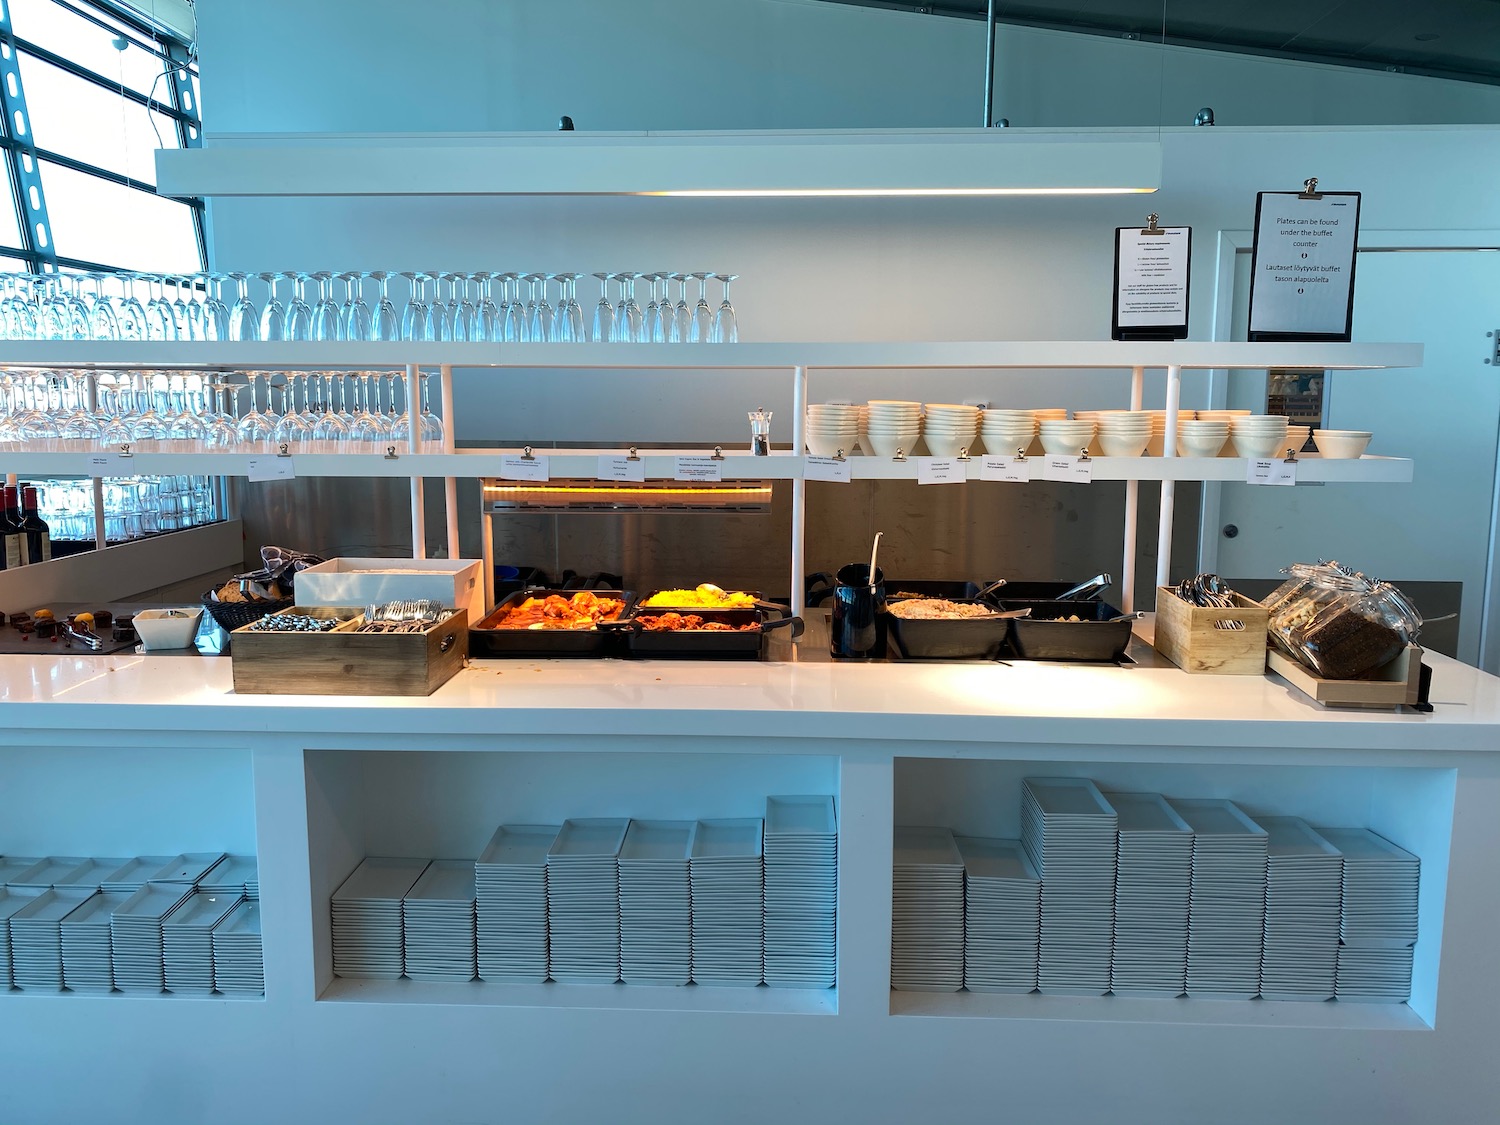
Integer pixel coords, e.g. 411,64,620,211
0,338,1423,371
320,976,835,1016
889,989,1428,1031
0,446,1414,484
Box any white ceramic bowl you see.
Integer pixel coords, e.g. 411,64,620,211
807,435,857,457
1177,432,1228,457
922,434,976,457
1230,432,1291,458
867,432,922,457
1312,429,1373,458
1098,431,1151,458
134,607,205,651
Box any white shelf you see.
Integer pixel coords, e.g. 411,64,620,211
0,339,1423,371
889,990,1428,1031
320,976,835,1015
0,446,1414,484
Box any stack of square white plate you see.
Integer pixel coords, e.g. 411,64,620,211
402,860,477,983
546,819,628,984
7,857,91,890
1022,778,1118,996
211,900,264,995
956,835,1039,994
618,820,693,986
688,818,764,987
0,886,42,987
1169,798,1267,1000
891,825,964,992
475,825,557,984
60,890,129,993
99,856,174,894
763,795,838,990
163,890,244,995
1108,792,1192,998
1319,827,1420,1003
1256,816,1343,1001
9,888,93,991
152,854,228,886
331,857,430,980
110,882,194,994
0,856,44,885
198,856,259,900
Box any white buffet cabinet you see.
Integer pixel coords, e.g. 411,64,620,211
1,638,1498,1125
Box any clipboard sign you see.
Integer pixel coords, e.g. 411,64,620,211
1112,215,1190,342
1247,179,1361,342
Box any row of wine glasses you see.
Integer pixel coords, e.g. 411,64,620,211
0,271,740,344
0,369,446,452
35,475,219,541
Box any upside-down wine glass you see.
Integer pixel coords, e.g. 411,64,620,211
228,273,259,341
712,274,739,344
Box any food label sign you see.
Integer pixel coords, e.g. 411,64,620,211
979,455,1031,483
674,457,723,483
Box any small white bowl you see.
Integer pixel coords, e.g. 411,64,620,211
1177,432,1229,457
867,432,922,457
134,607,205,650
1230,432,1290,458
1313,429,1373,458
1098,431,1151,458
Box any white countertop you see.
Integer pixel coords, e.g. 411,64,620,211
1,634,1496,754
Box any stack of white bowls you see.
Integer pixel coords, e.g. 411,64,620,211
864,400,922,458
1312,429,1373,459
1197,410,1251,457
979,409,1037,458
1032,408,1068,455
1083,411,1153,458
1229,415,1292,458
1145,411,1170,457
921,403,981,458
1176,418,1231,458
804,403,860,458
1038,415,1096,457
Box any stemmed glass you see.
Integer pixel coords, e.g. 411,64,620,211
425,274,451,342
311,272,342,341
201,275,231,342
203,381,240,450
420,372,445,448
171,276,203,340
643,274,663,343
444,274,469,342
165,374,207,445
669,274,691,343
286,273,314,341
371,271,399,341
228,273,259,341
143,276,177,340
310,374,351,450
554,274,584,343
525,273,554,342
342,272,372,342
347,372,390,446
236,373,275,448
399,272,428,341
475,273,500,342
500,274,525,343
270,376,311,447
258,272,286,340
58,372,102,445
83,273,119,340
129,371,171,445
590,272,615,343
690,272,712,343
620,274,646,343
712,274,739,343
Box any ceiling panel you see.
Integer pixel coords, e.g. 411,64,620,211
815,0,1500,84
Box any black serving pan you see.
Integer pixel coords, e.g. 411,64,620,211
884,599,1013,661
1001,599,1135,663
617,601,803,660
806,573,992,607
470,589,634,659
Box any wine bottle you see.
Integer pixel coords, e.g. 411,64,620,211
0,485,24,570
18,485,49,564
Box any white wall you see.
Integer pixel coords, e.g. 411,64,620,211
196,0,1500,132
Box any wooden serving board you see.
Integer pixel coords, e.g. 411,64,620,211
231,606,468,696
1266,645,1423,709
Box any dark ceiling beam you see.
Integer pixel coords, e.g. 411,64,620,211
812,0,1500,88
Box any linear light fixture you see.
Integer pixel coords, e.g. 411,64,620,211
156,129,1162,198
483,480,773,514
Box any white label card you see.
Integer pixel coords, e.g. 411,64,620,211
1040,456,1093,484
804,456,852,484
979,455,1032,483
500,455,550,482
1247,458,1298,487
597,455,646,483
86,453,126,477
674,457,723,483
916,457,966,485
246,457,295,482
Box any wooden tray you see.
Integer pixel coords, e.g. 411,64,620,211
1266,645,1423,710
1153,586,1269,675
231,606,468,696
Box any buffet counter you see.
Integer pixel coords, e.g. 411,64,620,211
2,633,1499,1125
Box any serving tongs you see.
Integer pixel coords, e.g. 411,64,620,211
63,622,104,650
1057,573,1113,601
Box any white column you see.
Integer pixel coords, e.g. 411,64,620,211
790,365,807,619
438,364,459,557
1120,365,1144,613
481,506,495,612
87,375,105,550
1156,363,1183,590
407,363,424,559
